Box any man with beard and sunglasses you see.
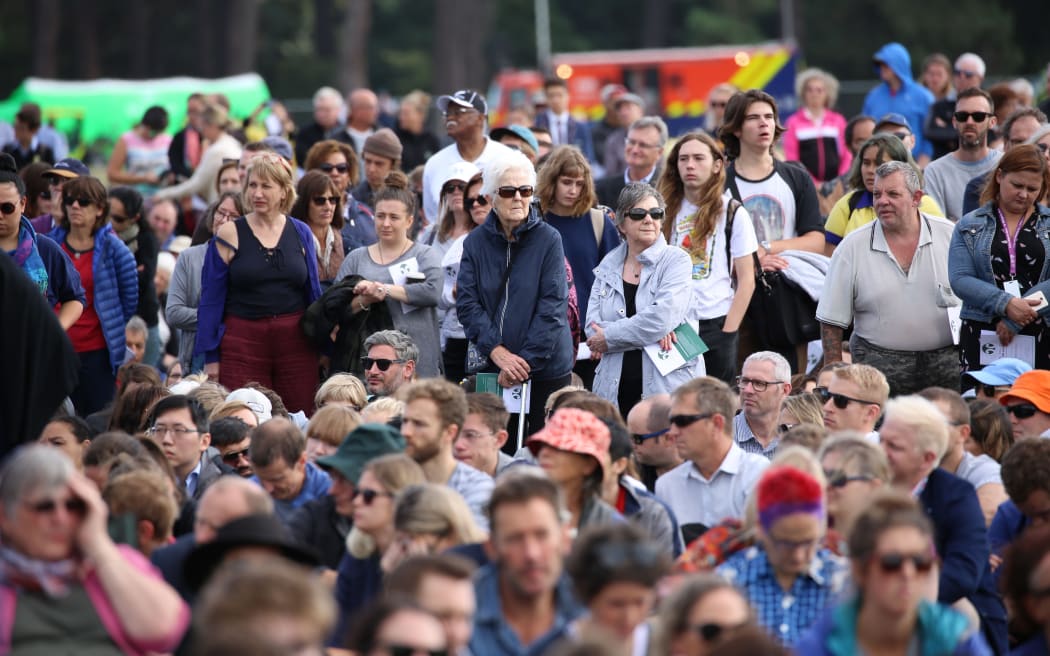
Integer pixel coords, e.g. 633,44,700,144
361,329,418,399
656,377,770,544
879,395,1009,654
923,87,1002,222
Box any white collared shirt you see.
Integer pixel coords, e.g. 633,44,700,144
655,441,770,529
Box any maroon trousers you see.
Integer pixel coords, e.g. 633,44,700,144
220,312,318,415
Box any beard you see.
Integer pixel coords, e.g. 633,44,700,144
958,127,987,150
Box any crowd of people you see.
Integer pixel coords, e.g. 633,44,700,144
3,41,1050,656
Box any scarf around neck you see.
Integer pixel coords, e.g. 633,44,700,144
10,216,49,296
0,540,78,597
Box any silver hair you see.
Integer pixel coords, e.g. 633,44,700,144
312,86,344,109
629,116,669,146
1024,124,1050,147
0,444,74,517
954,53,986,79
126,315,148,336
795,68,840,109
875,160,921,195
363,329,420,363
480,151,537,198
742,350,791,384
884,395,950,464
614,182,666,228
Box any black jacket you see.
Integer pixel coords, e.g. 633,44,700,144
288,495,351,570
302,274,395,376
594,164,663,209
295,122,355,167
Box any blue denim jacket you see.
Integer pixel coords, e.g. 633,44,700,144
948,201,1050,332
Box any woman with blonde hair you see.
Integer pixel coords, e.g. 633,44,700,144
778,392,825,433
380,483,486,573
314,372,368,411
197,154,322,413
154,102,242,205
304,404,361,461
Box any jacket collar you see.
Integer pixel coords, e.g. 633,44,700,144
481,203,543,242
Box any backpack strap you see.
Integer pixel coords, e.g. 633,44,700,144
725,198,742,275
589,207,605,246
847,189,863,214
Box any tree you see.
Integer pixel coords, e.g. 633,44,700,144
339,0,373,92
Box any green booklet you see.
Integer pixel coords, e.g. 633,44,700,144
643,323,709,376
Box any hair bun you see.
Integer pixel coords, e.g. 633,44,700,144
0,153,17,174
382,170,409,191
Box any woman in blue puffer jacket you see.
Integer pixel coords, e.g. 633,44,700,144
48,176,138,416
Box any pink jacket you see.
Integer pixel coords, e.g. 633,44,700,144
783,109,852,183
0,544,190,655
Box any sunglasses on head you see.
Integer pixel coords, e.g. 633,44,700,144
221,447,250,464
625,207,665,221
442,181,467,195
815,386,879,410
1005,403,1040,419
496,185,534,199
28,497,87,515
465,195,489,211
352,488,392,505
318,163,349,174
668,412,714,428
312,195,340,206
875,551,935,574
0,201,19,215
632,427,669,445
953,111,991,123
823,468,875,489
361,357,406,372
63,196,94,207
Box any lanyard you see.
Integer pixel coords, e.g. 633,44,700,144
997,207,1028,278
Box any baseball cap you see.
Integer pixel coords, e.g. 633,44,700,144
963,358,1032,387
999,370,1050,414
489,125,540,154
526,408,611,478
442,161,481,186
45,157,90,179
226,388,273,423
437,89,487,115
261,136,294,162
874,113,912,133
600,84,628,104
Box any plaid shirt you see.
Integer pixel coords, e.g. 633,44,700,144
717,545,847,646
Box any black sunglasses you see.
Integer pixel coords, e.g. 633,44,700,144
1036,143,1049,154
0,201,18,215
63,196,95,207
693,621,748,642
815,387,879,409
442,181,467,195
954,69,979,79
777,423,797,434
352,488,392,505
823,468,875,489
380,645,447,656
465,195,489,211
496,185,534,199
953,111,991,123
312,195,340,206
892,131,910,141
109,214,131,224
668,412,714,428
1005,403,1040,419
28,497,87,515
39,190,51,200
318,163,349,173
221,447,250,464
979,384,1008,398
875,551,935,574
361,357,406,372
632,427,669,446
625,207,665,221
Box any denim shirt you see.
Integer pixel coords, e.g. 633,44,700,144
469,563,583,656
949,201,1050,332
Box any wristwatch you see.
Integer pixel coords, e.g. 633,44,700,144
760,240,773,254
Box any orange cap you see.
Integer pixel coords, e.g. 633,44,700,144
1000,370,1050,414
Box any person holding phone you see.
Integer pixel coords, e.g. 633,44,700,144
0,445,189,653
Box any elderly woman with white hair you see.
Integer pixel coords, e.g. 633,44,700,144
456,150,574,437
783,68,852,185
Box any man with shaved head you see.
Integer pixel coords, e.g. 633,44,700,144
627,393,680,492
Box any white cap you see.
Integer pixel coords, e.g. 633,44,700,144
226,388,273,423
443,161,481,186
169,380,201,395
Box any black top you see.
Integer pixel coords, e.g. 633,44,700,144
989,207,1045,293
619,280,643,416
227,218,309,319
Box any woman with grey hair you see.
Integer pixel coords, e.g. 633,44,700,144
585,182,700,417
783,68,851,185
0,444,189,653
456,150,574,438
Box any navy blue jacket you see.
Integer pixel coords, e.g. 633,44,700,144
919,468,1008,654
456,205,573,381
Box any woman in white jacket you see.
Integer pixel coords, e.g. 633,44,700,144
586,182,701,417
154,102,242,205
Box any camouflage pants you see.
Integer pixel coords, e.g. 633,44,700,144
849,334,960,396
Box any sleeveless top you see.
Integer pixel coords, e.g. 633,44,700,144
227,217,309,319
121,129,172,195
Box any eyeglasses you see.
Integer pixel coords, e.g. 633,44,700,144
318,163,349,174
1005,403,1040,419
625,207,665,221
692,621,748,642
465,195,489,211
27,497,87,515
823,468,875,489
377,644,447,656
361,357,406,371
978,384,1009,398
63,196,94,207
954,69,979,79
953,111,991,123
625,138,661,150
0,202,18,215
312,195,340,206
814,387,880,409
352,488,393,505
875,551,935,574
147,425,200,438
221,447,250,464
496,185,534,199
767,534,821,553
458,429,494,441
632,427,669,445
777,423,797,434
668,412,714,428
215,208,239,221
735,376,784,393
442,181,467,195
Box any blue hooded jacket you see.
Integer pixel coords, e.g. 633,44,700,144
862,43,935,160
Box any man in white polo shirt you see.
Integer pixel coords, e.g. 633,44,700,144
655,377,769,545
817,160,958,396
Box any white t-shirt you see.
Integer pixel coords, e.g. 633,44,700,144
735,170,799,242
439,234,468,344
670,191,758,319
422,138,514,223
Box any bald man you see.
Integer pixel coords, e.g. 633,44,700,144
627,394,680,492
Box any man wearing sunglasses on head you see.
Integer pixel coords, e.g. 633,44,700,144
998,370,1050,439
362,329,418,399
818,364,888,442
879,395,1009,654
923,87,1001,222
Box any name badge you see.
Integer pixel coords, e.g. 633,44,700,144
1004,280,1021,298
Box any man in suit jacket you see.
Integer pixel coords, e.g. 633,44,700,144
594,116,668,208
881,395,1008,654
534,77,595,163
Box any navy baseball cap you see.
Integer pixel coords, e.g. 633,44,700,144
437,89,487,115
874,113,912,133
45,157,90,179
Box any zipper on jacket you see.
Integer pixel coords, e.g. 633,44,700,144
497,241,511,337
